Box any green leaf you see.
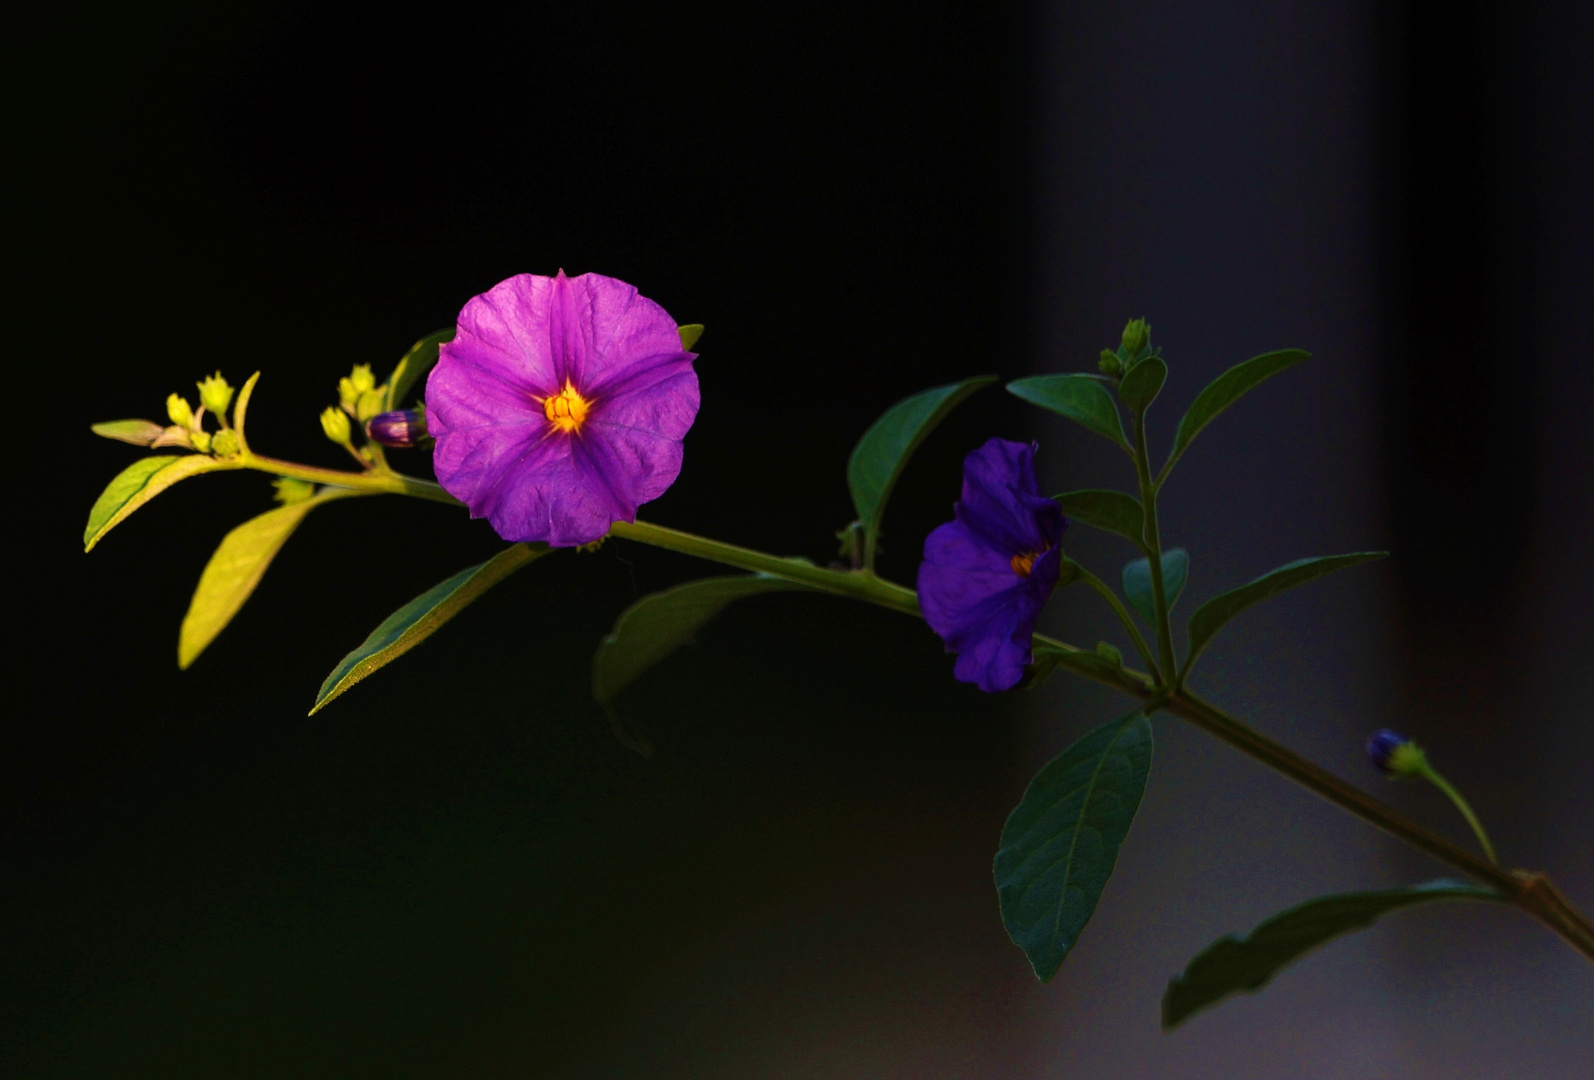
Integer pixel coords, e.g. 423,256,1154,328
592,574,808,752
1054,489,1145,549
1028,642,1126,686
847,376,997,569
678,323,704,350
994,711,1154,981
177,489,359,669
91,419,165,446
84,455,236,552
232,371,261,452
1163,880,1502,1030
1122,549,1189,624
1006,374,1129,450
1166,349,1309,474
1185,552,1387,672
1118,355,1168,414
384,328,454,411
311,543,549,714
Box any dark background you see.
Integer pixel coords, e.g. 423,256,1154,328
5,2,1590,1076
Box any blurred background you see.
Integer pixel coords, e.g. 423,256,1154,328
5,1,1590,1076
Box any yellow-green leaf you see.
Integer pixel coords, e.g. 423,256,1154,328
677,323,704,350
84,455,237,552
177,489,360,669
310,543,551,714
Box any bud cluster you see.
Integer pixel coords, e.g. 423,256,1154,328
139,371,240,456
1098,317,1161,378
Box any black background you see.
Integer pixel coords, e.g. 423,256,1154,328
6,2,1591,1076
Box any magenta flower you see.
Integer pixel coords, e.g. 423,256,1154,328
426,271,700,547
916,438,1067,692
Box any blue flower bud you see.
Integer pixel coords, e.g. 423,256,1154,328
1365,729,1405,771
365,408,428,448
1365,728,1425,776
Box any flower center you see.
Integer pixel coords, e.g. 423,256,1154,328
541,381,592,434
1010,551,1038,577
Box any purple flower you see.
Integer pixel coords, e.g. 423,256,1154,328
426,271,700,546
917,438,1066,692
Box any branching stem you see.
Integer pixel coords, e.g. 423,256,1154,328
235,451,1594,964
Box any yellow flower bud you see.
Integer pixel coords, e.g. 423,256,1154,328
190,429,212,453
210,429,240,457
320,405,353,446
197,372,234,419
273,477,316,505
167,393,195,429
355,388,386,422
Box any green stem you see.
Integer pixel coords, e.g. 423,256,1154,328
608,520,921,616
1070,560,1161,678
1131,414,1178,686
1416,762,1499,865
240,452,462,505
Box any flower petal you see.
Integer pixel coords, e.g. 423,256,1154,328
447,273,561,397
957,438,1063,555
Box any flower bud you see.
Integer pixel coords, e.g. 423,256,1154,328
197,372,234,419
167,393,195,429
339,364,377,413
189,428,212,453
1120,318,1151,361
320,405,353,446
365,408,429,447
1098,349,1124,376
273,477,316,505
1365,728,1425,776
355,388,387,422
210,429,240,457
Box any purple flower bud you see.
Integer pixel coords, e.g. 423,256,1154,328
365,409,428,448
1365,728,1410,773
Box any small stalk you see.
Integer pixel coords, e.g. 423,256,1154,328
1131,415,1178,686
1412,758,1499,865
1070,560,1161,678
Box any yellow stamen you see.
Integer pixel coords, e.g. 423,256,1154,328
1011,552,1037,577
541,380,592,434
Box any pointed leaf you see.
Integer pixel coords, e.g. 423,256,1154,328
1122,549,1189,623
677,323,704,350
1166,349,1309,473
1118,355,1168,414
91,420,165,446
311,543,549,714
232,371,261,452
1007,374,1129,450
84,455,237,552
848,376,997,569
594,574,810,755
178,489,360,669
594,573,808,706
1029,642,1126,687
1185,552,1386,671
1053,490,1145,549
995,711,1154,981
1163,880,1502,1029
384,328,454,411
